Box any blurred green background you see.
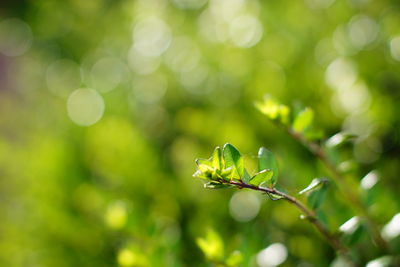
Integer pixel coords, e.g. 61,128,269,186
1,0,400,266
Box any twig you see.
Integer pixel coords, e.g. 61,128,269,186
286,128,390,253
218,179,357,265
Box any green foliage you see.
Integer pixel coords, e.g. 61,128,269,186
257,147,279,187
196,229,225,262
194,144,280,189
2,0,400,266
197,230,243,266
255,96,290,125
223,144,244,179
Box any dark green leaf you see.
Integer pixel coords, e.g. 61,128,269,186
307,185,327,209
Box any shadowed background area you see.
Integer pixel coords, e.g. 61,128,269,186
0,0,400,266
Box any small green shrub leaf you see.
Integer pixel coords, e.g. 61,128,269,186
249,169,273,186
211,146,223,170
258,147,279,186
223,143,244,179
242,168,251,184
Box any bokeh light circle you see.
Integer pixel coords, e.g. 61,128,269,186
67,88,105,126
0,18,32,57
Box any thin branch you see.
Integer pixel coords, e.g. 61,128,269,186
218,179,357,265
286,127,390,253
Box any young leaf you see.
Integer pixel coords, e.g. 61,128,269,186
211,146,223,170
292,107,314,133
196,158,215,173
278,104,290,125
193,170,210,180
255,98,280,120
249,169,273,186
258,147,279,186
223,144,244,179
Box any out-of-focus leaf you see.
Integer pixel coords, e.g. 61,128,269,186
255,96,290,124
342,224,365,246
292,107,314,133
223,143,244,179
299,178,328,195
303,128,324,141
325,132,357,148
255,98,280,120
316,209,328,227
226,250,243,266
307,185,328,209
258,147,278,186
196,229,224,261
249,169,273,187
365,256,394,267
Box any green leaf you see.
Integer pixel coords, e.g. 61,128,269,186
249,169,273,186
211,146,223,170
193,170,210,180
204,182,232,189
242,168,251,184
226,251,243,266
299,178,328,195
223,144,244,179
196,229,224,261
307,185,328,209
196,158,215,173
255,98,280,120
292,107,314,133
258,147,279,186
278,104,290,125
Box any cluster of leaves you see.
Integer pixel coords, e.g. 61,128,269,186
255,95,323,141
196,229,243,267
193,144,279,189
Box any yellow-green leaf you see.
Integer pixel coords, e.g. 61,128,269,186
249,169,273,186
223,143,244,179
292,107,314,133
